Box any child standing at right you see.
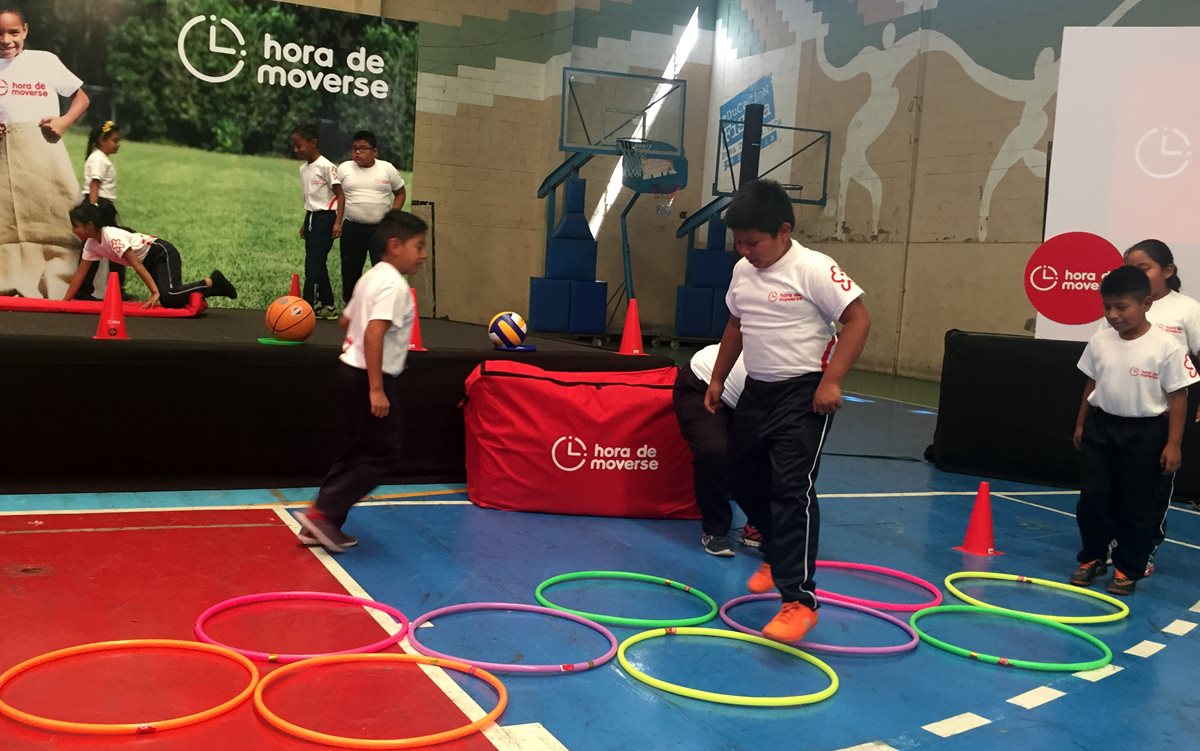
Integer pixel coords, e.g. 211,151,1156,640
1070,265,1198,595
292,124,344,320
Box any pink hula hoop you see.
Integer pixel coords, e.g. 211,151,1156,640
194,591,409,663
815,560,943,612
720,593,918,655
408,602,618,673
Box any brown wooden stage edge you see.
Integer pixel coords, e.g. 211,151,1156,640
0,309,671,493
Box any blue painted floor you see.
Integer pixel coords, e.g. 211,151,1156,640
3,394,1197,751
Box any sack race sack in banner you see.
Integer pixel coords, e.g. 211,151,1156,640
463,360,698,519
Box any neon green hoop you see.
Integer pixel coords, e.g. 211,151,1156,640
535,571,717,628
944,571,1130,624
910,605,1113,672
617,627,838,706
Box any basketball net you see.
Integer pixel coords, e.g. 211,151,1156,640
653,186,681,216
616,137,653,181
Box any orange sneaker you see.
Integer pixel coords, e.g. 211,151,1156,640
761,602,818,643
747,562,774,593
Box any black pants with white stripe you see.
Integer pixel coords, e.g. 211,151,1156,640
672,366,737,536
728,372,830,608
339,219,381,303
1077,409,1172,581
303,210,337,308
142,240,209,309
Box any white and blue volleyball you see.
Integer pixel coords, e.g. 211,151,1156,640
488,311,528,348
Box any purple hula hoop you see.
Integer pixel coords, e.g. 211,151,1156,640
407,602,618,674
815,560,943,612
194,591,409,663
720,593,919,655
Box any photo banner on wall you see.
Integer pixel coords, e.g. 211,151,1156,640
0,0,416,309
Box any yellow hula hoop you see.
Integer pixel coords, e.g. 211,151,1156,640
617,627,838,707
944,571,1130,624
254,653,507,749
0,639,259,735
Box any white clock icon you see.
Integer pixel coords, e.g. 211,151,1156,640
1135,127,1191,179
1029,264,1058,292
177,15,247,84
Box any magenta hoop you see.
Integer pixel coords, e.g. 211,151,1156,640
720,593,918,655
407,602,618,673
194,591,409,663
815,560,943,612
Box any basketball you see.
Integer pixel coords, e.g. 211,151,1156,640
266,296,315,341
488,311,528,348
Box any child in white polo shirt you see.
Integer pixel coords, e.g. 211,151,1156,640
291,123,345,320
1070,265,1198,595
336,130,406,303
705,179,870,643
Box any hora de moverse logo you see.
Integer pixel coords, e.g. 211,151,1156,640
550,436,661,473
177,15,391,99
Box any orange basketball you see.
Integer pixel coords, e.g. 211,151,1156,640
266,296,315,341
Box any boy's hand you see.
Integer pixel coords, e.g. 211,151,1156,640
39,116,67,141
142,292,161,309
1161,444,1182,474
704,381,724,414
299,224,306,239
1073,425,1084,450
333,220,342,239
369,388,390,418
1194,405,1200,423
813,381,843,415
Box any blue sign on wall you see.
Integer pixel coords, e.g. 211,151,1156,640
719,75,780,166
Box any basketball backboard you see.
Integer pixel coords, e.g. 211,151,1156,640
712,120,831,206
560,68,686,158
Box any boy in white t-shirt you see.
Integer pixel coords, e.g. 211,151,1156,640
1070,265,1198,595
291,124,345,320
336,130,406,303
296,210,428,553
705,179,870,644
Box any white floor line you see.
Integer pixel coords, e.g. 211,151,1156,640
0,523,277,535
1073,664,1123,682
921,712,991,738
1190,600,1200,613
1007,686,1066,709
833,742,899,751
1124,640,1166,658
994,493,1200,551
1162,619,1196,636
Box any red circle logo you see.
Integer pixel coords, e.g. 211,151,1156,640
0,79,8,96
1130,367,1141,376
1024,232,1123,325
767,291,779,303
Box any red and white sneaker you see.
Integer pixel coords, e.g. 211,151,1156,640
739,525,763,548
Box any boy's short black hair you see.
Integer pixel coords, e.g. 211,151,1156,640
1100,265,1151,299
351,130,378,149
370,210,426,256
722,179,795,235
292,123,319,142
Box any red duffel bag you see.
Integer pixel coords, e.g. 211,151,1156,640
463,360,699,519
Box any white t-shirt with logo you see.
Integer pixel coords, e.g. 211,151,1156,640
299,156,340,212
690,343,747,409
82,151,116,201
1147,290,1200,356
0,50,83,123
337,159,405,224
340,262,414,377
1078,326,1199,417
80,226,156,266
725,239,865,382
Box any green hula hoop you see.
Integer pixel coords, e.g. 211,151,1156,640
909,605,1113,672
617,627,838,707
944,571,1130,624
535,571,718,628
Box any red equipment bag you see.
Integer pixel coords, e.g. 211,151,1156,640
463,359,699,519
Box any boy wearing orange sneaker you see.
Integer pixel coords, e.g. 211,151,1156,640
705,180,870,643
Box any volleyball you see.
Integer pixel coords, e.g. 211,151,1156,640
265,296,315,342
488,311,528,348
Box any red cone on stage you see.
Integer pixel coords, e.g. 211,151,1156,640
954,481,1004,556
618,298,645,355
288,273,301,298
93,271,129,340
408,288,427,352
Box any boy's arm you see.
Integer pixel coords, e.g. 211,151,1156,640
363,318,391,418
62,259,94,301
814,297,871,415
40,88,89,139
1162,388,1187,473
392,186,407,210
88,179,101,205
1074,379,1095,449
124,253,161,308
705,317,743,414
333,185,345,238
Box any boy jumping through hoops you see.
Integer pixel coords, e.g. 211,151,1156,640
705,179,870,643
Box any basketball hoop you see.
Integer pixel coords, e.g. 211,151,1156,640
653,185,681,216
616,137,653,181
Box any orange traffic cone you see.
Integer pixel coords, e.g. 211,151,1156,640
288,273,301,298
93,271,128,340
618,297,645,355
954,481,1004,556
408,288,427,352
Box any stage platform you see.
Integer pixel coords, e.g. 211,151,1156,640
1,309,671,493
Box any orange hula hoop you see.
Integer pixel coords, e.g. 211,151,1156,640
0,639,259,735
254,653,508,749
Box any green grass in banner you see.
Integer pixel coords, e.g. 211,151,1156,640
64,131,412,310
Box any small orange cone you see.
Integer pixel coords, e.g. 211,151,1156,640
93,271,128,340
408,288,427,352
289,273,301,298
954,481,1004,556
618,297,645,355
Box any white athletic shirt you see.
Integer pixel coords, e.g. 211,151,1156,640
82,150,116,201
725,239,865,381
80,226,156,266
1147,291,1200,356
340,262,414,377
1078,326,1199,417
299,156,340,212
0,50,83,123
337,159,404,224
690,343,747,409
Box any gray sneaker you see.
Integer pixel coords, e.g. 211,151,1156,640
702,534,735,557
295,509,347,553
298,529,358,549
316,305,339,320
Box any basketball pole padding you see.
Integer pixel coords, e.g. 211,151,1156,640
953,481,1004,556
619,297,645,355
93,271,129,340
408,288,428,352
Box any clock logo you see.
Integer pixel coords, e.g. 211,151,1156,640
177,15,248,84
1028,264,1058,292
1134,127,1191,180
551,436,587,472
